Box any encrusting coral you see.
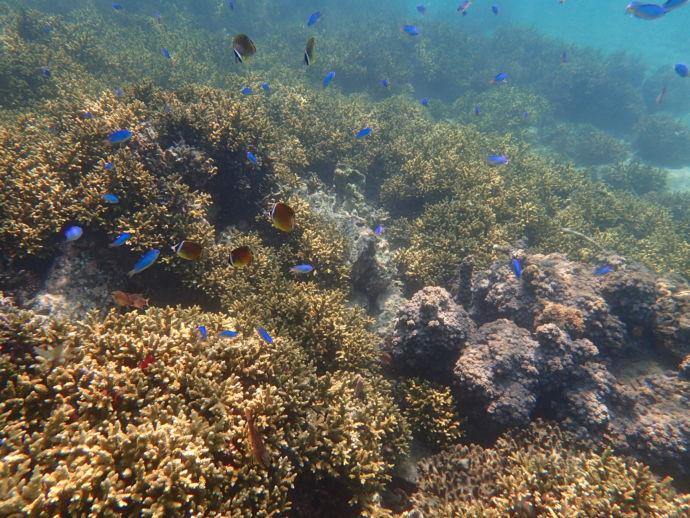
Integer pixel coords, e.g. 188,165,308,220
0,299,409,517
406,422,690,518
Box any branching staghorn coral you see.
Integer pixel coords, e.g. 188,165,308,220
407,422,690,518
0,302,409,517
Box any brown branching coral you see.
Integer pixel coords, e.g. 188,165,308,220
408,422,690,518
0,302,409,517
395,378,464,451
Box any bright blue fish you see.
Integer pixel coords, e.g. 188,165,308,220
247,152,258,164
101,193,119,204
112,2,123,10
356,127,372,138
375,225,384,234
663,0,688,9
127,249,160,277
594,267,613,275
107,129,132,144
322,70,336,86
561,51,569,63
198,326,208,340
381,79,389,87
164,105,171,112
674,63,689,77
154,12,162,22
64,226,83,242
256,327,273,343
307,12,322,26
161,47,171,59
289,264,314,274
625,2,667,19
218,330,238,337
474,104,480,116
402,25,420,36
421,97,429,106
261,83,270,92
491,72,508,84
523,111,530,118
491,5,499,14
227,1,234,9
487,155,510,166
241,87,252,95
104,162,114,170
511,258,521,279
115,88,124,96
39,68,51,77
417,5,428,14
109,232,131,247
83,111,92,119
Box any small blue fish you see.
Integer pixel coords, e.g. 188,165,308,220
474,104,480,116
491,5,499,14
240,87,252,95
417,4,428,14
511,258,522,279
154,12,162,22
625,2,667,19
247,152,258,164
663,0,688,9
104,162,114,170
522,111,530,118
107,129,132,144
381,79,389,87
289,264,314,274
491,72,508,84
261,83,270,92
402,25,420,36
421,97,429,106
307,11,323,26
39,68,51,77
356,127,372,138
64,226,83,242
487,155,510,166
322,70,336,86
101,193,119,204
560,51,569,63
83,111,92,119
594,267,613,275
109,232,132,247
218,330,238,337
161,47,171,59
164,105,171,112
115,88,124,96
375,225,384,234
674,63,689,77
457,0,472,14
127,249,160,277
227,1,234,10
256,327,273,343
112,2,123,10
198,326,208,340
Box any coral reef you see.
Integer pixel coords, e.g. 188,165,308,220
540,122,629,166
394,378,464,451
591,160,668,196
384,252,690,482
407,422,690,518
381,287,475,384
634,113,690,168
0,300,409,517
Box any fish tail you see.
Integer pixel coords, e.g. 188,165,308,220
127,270,136,278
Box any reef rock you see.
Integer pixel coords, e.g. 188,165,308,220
382,287,475,383
392,252,690,482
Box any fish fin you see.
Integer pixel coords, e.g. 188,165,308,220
127,270,136,278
